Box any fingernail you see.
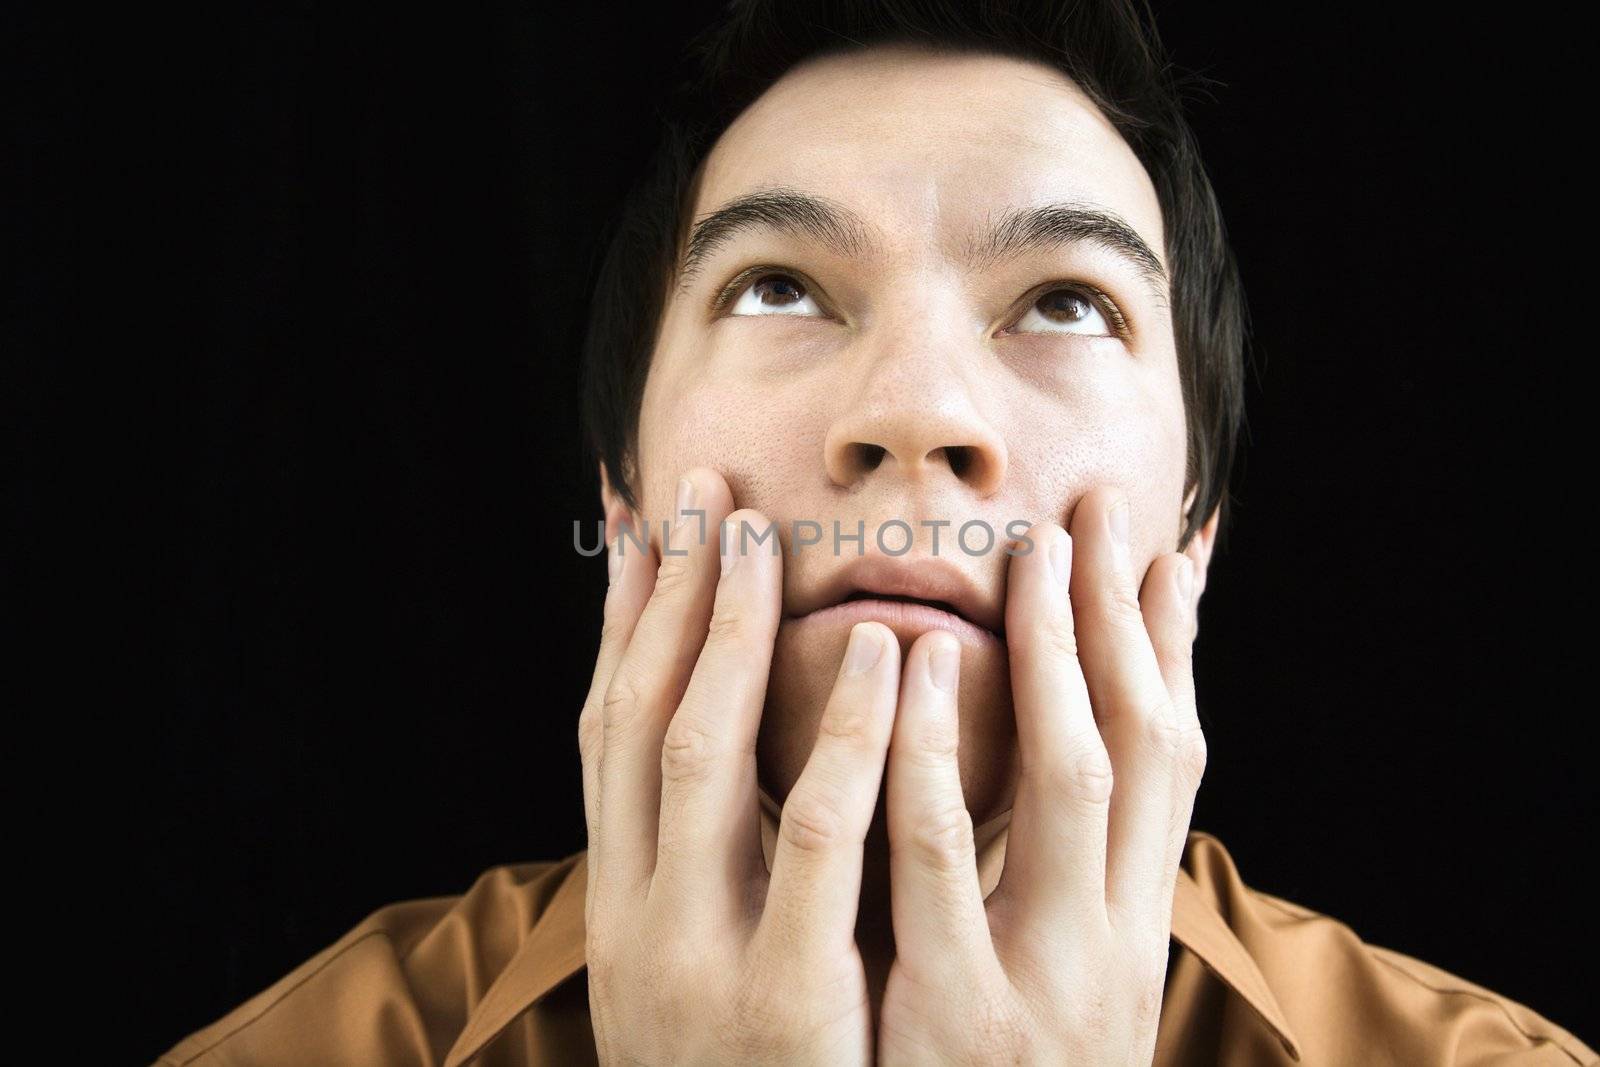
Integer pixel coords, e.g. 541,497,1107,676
928,636,960,693
674,476,696,528
1049,529,1071,588
1175,555,1194,602
607,534,624,584
1108,498,1130,566
844,623,884,676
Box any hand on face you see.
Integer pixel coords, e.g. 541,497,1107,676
877,483,1205,1066
578,467,1205,1066
580,466,883,1065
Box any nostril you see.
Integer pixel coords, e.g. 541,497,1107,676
853,443,887,474
945,445,973,480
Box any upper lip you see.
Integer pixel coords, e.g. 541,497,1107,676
787,554,1005,637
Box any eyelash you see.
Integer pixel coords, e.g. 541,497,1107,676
709,265,1133,339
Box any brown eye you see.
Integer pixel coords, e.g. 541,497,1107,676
1013,286,1113,336
728,272,822,317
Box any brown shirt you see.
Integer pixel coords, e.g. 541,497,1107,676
155,804,1596,1066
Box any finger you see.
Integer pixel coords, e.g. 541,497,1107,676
1069,487,1206,922
651,508,783,918
759,622,899,967
596,467,734,899
579,522,657,852
993,523,1111,941
1137,548,1205,884
886,631,995,982
1141,552,1199,733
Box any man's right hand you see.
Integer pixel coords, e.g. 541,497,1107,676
578,466,898,1066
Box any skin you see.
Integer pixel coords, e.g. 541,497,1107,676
582,42,1222,1064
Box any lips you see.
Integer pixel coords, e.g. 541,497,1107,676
786,555,1005,643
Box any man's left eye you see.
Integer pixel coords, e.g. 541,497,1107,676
727,273,824,317
1011,288,1112,336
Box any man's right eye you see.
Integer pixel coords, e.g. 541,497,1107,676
726,272,825,317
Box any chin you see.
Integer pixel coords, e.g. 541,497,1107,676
756,616,1019,828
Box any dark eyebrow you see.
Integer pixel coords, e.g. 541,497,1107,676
677,186,1169,305
678,188,875,289
970,202,1169,306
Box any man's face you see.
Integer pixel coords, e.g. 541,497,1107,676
612,43,1195,826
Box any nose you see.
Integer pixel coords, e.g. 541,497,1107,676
822,341,1008,496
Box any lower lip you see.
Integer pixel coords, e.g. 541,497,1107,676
788,598,1002,647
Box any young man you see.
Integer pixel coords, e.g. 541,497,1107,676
157,2,1596,1064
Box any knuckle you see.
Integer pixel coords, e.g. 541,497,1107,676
617,938,678,1007
1063,982,1113,1044
1107,579,1147,624
600,673,645,734
1016,606,1078,661
645,934,695,990
651,552,695,597
816,703,876,748
1177,725,1208,788
1130,952,1169,1029
967,998,1031,1060
584,954,615,998
703,600,748,646
1041,616,1080,660
999,944,1055,1005
1017,604,1081,662
1139,698,1179,749
584,930,620,993
598,609,634,650
779,786,850,855
907,804,975,870
577,703,604,762
1067,741,1116,806
1025,735,1114,808
659,713,721,784
908,719,960,770
720,969,797,1055
1148,711,1208,789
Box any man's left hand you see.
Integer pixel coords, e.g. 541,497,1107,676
877,486,1206,1066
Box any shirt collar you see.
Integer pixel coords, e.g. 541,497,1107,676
445,802,1301,1066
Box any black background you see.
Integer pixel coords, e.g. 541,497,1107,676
31,3,1593,1059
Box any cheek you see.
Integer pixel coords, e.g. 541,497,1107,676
636,377,824,523
1004,357,1188,550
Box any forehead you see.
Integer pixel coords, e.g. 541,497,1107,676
691,43,1166,270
